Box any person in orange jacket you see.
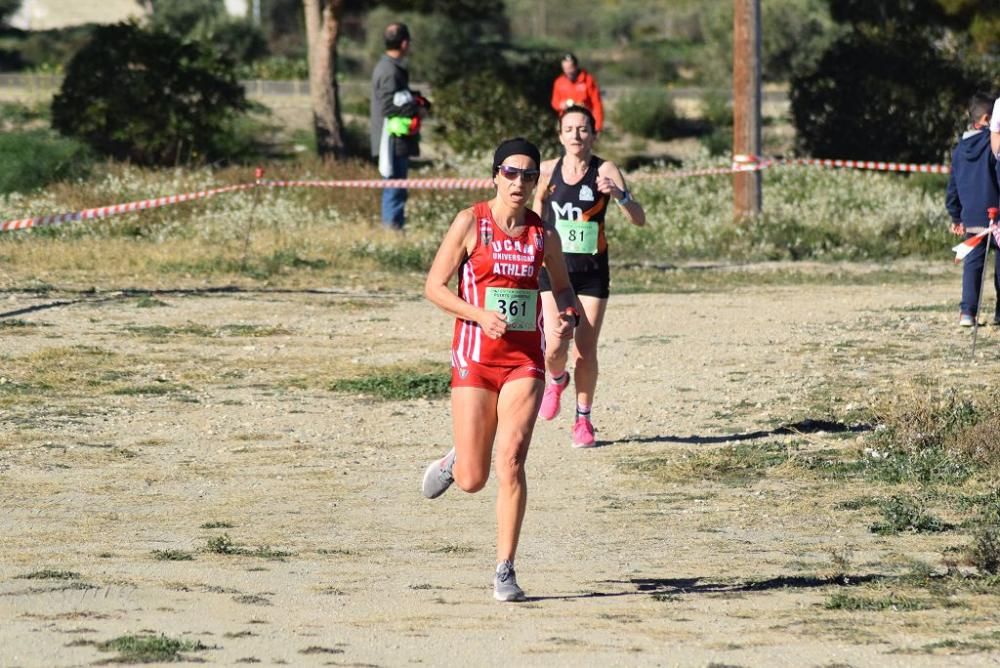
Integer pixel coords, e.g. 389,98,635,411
550,53,604,133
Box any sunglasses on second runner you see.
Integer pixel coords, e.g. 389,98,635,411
496,165,540,183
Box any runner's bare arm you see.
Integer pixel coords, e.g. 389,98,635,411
425,208,508,338
542,225,577,340
597,161,645,227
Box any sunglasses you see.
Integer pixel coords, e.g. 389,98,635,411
497,165,540,183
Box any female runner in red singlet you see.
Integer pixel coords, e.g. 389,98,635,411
421,138,578,602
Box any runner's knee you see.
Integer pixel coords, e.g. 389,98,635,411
545,344,568,366
454,465,489,493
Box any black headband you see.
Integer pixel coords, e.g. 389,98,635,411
492,138,540,175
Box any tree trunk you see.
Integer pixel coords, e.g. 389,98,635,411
304,0,345,161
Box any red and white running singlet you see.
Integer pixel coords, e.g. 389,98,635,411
452,201,546,369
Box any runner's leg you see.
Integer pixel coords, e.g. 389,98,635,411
539,291,572,419
493,376,543,563
451,386,499,493
572,295,608,408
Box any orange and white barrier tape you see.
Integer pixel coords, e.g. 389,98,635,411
1,183,256,232
789,157,949,174
261,177,493,190
0,155,953,234
730,154,949,174
953,228,990,261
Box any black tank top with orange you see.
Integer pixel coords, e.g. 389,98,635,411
540,155,609,275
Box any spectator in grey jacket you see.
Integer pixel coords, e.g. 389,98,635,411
370,22,425,230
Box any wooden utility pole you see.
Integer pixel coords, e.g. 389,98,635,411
733,0,761,220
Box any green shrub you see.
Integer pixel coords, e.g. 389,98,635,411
824,592,931,611
238,55,309,80
52,22,252,166
348,239,437,272
613,89,681,140
330,365,451,401
0,101,50,128
97,634,207,663
696,90,732,157
967,523,1000,574
0,130,93,194
205,533,240,554
700,90,732,128
14,569,80,580
869,495,948,535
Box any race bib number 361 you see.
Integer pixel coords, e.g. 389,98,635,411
485,287,538,331
555,219,598,254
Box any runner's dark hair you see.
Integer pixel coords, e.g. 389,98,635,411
560,105,595,133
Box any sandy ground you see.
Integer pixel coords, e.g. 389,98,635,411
3,271,1000,667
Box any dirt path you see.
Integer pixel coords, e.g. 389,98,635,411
3,273,1000,667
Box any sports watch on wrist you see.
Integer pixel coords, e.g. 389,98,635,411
616,189,632,205
562,307,580,326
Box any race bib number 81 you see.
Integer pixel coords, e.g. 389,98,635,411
555,219,598,254
485,287,538,331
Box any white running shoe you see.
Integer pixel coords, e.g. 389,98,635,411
421,448,455,499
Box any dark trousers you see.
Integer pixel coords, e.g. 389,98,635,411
961,233,1000,316
381,151,409,230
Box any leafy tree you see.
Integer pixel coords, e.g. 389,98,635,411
149,0,269,63
827,0,953,29
0,0,18,25
697,0,837,84
51,23,251,166
364,5,561,156
829,0,1000,52
148,0,227,34
790,4,986,163
302,0,508,161
259,0,307,56
364,7,508,86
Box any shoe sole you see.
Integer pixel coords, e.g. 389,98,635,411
494,590,526,602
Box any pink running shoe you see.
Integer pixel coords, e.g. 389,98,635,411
538,373,569,421
572,417,596,448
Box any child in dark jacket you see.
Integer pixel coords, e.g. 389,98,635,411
947,93,1000,326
